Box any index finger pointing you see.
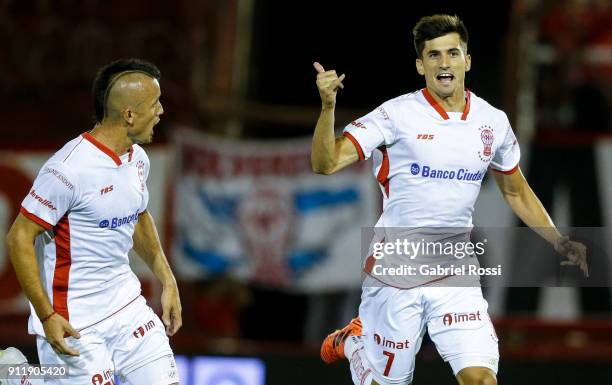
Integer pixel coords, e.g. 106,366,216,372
313,62,325,73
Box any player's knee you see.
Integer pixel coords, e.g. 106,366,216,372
457,367,497,385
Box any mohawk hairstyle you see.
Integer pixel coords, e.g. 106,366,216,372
92,58,161,123
412,15,469,58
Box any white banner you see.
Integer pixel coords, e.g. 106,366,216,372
169,129,379,292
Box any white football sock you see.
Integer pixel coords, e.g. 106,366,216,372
344,335,363,358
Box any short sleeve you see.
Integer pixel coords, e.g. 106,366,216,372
343,103,396,160
490,118,520,173
21,162,77,229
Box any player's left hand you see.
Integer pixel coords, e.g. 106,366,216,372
161,283,182,336
554,235,589,277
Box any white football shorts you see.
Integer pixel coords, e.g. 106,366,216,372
358,286,499,385
36,295,177,385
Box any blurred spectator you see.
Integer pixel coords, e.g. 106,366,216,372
506,0,612,316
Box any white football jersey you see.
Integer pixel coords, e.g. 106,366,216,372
343,88,520,229
20,132,149,335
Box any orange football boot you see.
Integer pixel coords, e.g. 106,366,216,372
320,317,362,363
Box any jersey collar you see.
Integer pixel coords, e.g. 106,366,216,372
82,132,127,166
422,88,471,121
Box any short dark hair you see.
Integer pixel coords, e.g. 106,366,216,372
92,58,161,123
412,15,468,58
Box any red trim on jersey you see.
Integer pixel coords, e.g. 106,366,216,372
422,88,449,120
78,294,140,331
364,255,376,274
128,146,134,162
82,132,122,166
422,88,471,120
461,90,471,120
20,206,52,230
376,146,390,197
52,214,71,321
343,132,365,161
365,237,385,274
492,164,519,175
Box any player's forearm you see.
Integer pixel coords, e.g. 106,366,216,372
140,248,177,289
133,213,177,288
504,183,562,244
311,107,338,174
5,232,54,319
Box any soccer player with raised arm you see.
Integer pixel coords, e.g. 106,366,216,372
312,15,588,385
6,59,181,385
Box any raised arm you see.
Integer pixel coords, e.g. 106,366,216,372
494,167,588,276
132,210,182,336
311,62,359,175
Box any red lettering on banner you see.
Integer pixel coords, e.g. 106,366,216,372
181,144,315,177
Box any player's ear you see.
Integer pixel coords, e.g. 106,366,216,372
465,54,471,72
416,58,425,76
124,108,135,126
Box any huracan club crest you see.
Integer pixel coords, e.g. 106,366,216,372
477,125,494,162
136,160,145,191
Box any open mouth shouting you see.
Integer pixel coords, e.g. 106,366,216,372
436,72,455,86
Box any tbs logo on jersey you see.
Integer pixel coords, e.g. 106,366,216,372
410,163,484,182
99,211,139,229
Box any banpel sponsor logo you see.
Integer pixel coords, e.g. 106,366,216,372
99,211,139,229
442,311,481,326
373,333,409,349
